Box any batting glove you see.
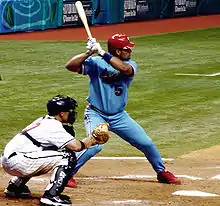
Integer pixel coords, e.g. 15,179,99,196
91,42,105,56
86,37,97,50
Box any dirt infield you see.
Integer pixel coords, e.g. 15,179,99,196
0,15,220,205
1,146,220,206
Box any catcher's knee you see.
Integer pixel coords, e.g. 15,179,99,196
63,151,77,170
57,151,77,170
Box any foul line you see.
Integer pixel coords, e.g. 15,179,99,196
174,72,220,77
91,157,174,161
212,175,220,180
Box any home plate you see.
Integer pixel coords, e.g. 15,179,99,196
172,190,219,197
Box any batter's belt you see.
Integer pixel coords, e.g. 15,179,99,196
88,104,122,116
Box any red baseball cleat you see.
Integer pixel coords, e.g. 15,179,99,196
66,177,77,188
157,170,181,185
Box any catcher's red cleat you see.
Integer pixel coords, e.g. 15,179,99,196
66,177,77,188
157,169,181,185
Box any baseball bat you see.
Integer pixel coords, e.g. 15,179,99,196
75,1,92,38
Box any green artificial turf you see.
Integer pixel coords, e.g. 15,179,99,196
0,27,220,157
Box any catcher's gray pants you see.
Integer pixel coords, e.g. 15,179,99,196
2,150,66,177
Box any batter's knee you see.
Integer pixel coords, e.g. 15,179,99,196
133,138,154,151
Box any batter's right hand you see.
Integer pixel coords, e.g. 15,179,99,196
91,42,105,56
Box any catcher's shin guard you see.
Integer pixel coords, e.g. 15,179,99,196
44,151,77,197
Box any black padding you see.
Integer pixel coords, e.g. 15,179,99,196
46,152,77,196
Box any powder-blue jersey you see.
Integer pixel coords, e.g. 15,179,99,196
80,56,138,115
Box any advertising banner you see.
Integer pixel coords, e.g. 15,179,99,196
124,0,161,21
63,0,92,26
174,0,197,17
0,0,62,33
124,0,137,21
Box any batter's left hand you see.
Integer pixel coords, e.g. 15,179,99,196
86,37,97,50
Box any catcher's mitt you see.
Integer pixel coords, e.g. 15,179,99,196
91,123,110,144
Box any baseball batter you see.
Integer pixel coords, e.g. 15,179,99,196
65,34,181,186
1,94,109,206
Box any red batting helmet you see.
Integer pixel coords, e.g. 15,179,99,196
108,34,135,51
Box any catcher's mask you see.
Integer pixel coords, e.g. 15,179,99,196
107,34,135,55
47,94,78,124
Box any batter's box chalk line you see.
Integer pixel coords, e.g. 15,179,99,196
172,190,219,197
31,174,206,182
103,200,149,205
176,175,203,180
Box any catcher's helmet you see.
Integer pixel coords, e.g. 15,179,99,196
47,94,78,123
108,34,135,54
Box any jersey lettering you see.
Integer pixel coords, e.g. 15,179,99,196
100,68,124,96
100,68,123,84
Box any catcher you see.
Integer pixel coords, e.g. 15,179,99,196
1,94,109,206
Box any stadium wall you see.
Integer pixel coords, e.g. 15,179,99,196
0,0,220,34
